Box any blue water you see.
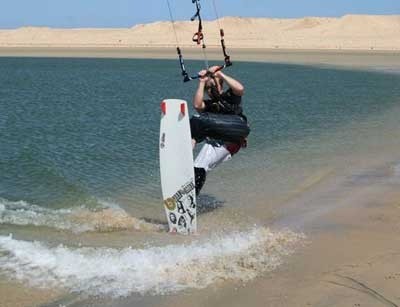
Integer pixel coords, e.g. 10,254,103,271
1,57,400,214
1,56,400,301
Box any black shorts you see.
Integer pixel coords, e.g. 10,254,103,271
190,112,250,144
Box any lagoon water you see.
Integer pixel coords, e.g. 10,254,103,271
1,57,400,302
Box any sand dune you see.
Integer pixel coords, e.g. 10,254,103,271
0,15,399,50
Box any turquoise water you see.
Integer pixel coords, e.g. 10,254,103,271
1,58,399,212
1,57,400,300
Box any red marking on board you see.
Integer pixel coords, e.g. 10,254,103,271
161,101,167,114
180,103,186,115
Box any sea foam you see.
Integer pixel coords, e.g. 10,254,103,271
0,227,304,297
0,198,164,233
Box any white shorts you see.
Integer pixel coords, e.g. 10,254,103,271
194,141,232,172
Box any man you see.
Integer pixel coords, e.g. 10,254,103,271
190,66,250,195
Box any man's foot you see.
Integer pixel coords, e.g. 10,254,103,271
194,167,206,195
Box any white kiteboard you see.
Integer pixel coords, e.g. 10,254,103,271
159,99,197,234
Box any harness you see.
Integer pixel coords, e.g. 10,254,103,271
207,89,243,117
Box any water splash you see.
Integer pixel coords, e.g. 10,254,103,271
0,227,304,297
0,198,164,233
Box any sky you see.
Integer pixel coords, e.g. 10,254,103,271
0,0,399,28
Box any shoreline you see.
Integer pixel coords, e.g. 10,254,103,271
0,47,399,74
37,157,400,307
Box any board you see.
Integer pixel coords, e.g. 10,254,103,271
159,99,197,234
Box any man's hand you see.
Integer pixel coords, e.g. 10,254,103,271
207,66,223,78
207,66,245,96
198,69,209,82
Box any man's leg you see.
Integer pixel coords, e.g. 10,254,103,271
193,141,232,195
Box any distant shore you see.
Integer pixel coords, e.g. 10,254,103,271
1,47,399,74
0,15,399,51
1,15,399,73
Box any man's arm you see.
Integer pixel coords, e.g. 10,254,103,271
193,70,208,112
216,71,244,96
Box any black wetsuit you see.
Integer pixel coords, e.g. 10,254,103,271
190,88,250,144
190,88,250,195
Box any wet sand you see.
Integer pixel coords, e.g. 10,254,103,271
18,158,397,307
96,164,400,307
5,184,400,307
0,279,61,307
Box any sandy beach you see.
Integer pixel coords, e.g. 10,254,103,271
1,14,400,307
0,15,399,50
0,14,399,72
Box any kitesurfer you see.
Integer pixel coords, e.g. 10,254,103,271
190,66,250,195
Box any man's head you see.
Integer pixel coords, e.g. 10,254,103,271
204,76,223,100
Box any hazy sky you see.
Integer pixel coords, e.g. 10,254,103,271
1,0,399,28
